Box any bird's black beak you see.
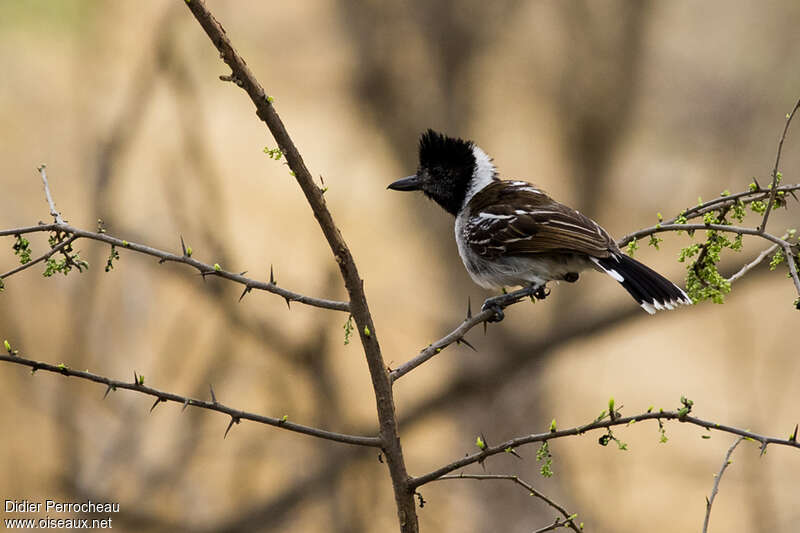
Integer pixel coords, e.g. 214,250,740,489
387,174,422,191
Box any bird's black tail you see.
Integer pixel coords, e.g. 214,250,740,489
591,254,692,314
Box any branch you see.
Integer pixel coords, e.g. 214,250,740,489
760,98,800,232
434,474,580,533
726,243,779,284
0,223,349,312
702,437,745,533
621,222,789,248
390,286,539,382
179,1,416,529
617,183,800,246
0,352,380,447
0,235,77,281
37,165,65,225
409,408,800,489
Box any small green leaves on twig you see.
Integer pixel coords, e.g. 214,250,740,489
4,339,18,356
475,435,487,451
536,441,553,477
343,315,354,345
678,396,694,419
263,146,284,160
363,325,371,337
625,239,639,257
658,419,669,443
549,419,557,433
13,235,32,265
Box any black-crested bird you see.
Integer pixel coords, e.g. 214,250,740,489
388,129,691,316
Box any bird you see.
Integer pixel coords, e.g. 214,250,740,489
388,129,691,317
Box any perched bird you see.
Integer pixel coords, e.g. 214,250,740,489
388,129,691,316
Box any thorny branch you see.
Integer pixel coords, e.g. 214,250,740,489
760,98,800,232
434,474,581,533
0,351,380,447
409,408,800,489
702,437,745,533
179,1,417,530
0,222,349,312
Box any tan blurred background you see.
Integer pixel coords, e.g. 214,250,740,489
1,1,799,532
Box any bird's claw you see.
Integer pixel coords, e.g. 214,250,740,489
480,300,505,322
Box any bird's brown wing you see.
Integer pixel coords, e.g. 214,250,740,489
463,180,616,260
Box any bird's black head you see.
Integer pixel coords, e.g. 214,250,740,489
388,129,495,216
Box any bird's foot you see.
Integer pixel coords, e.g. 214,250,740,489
480,298,506,322
480,283,547,322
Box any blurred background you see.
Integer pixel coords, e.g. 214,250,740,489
1,1,799,532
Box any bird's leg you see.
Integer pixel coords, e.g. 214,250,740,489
480,283,546,322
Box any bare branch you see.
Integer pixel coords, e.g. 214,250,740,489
727,244,780,284
760,98,800,232
435,474,580,533
702,437,745,533
179,1,416,528
37,165,65,225
0,223,349,312
410,408,800,489
0,352,380,447
390,286,539,381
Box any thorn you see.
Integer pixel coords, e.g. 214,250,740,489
285,297,291,309
224,416,240,438
182,399,190,412
239,270,247,276
103,384,114,400
180,235,187,256
466,297,472,319
149,397,163,413
377,452,383,463
483,321,488,335
238,285,252,302
209,384,217,404
133,371,138,385
789,190,799,203
158,258,167,264
753,177,762,189
790,424,798,443
457,337,477,352
760,440,768,456
705,496,710,507
269,265,276,285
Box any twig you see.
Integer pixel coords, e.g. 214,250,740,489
0,235,77,281
727,244,779,284
0,352,380,447
0,223,349,312
702,437,745,533
390,285,537,381
37,165,65,225
435,474,580,533
760,98,800,232
409,409,800,489
533,517,577,533
616,183,800,246
622,222,787,248
180,1,416,529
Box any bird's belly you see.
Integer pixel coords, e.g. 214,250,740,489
460,250,593,289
